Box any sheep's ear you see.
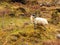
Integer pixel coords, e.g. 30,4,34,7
33,14,35,16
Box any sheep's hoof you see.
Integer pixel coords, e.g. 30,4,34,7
43,29,47,31
44,30,46,31
34,27,37,30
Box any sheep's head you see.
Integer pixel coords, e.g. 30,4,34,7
30,14,36,24
32,14,36,18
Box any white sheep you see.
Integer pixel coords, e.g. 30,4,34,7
30,14,48,29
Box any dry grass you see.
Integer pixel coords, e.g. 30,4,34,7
0,16,59,45
0,1,60,45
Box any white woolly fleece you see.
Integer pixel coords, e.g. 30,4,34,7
34,17,48,25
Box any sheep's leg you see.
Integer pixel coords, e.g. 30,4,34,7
34,24,37,29
42,25,47,31
44,26,47,31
